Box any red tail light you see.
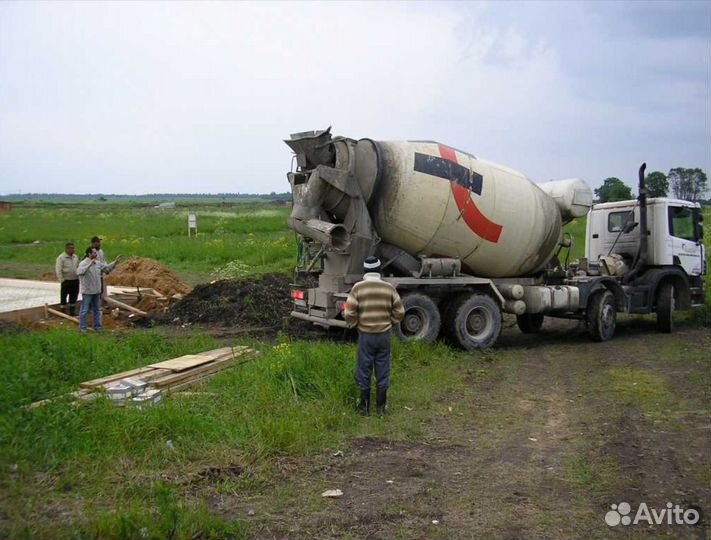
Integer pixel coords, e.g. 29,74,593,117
336,301,346,311
290,289,305,300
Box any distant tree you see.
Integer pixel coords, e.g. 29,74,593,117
668,167,708,202
594,177,633,203
646,171,668,198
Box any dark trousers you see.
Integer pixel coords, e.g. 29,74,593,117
354,331,391,392
60,279,79,314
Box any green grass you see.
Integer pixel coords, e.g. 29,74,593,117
605,367,675,417
0,203,295,283
0,329,471,539
0,200,709,537
562,216,587,262
1,203,707,289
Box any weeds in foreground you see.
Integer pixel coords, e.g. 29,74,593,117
0,328,467,539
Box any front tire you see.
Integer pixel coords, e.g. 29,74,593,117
445,293,502,350
656,282,675,333
586,290,616,342
393,292,441,343
516,313,544,334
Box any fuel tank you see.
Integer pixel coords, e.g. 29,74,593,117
286,130,592,278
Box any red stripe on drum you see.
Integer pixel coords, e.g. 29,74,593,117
437,144,503,244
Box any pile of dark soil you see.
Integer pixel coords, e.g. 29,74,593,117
0,320,24,334
167,273,292,328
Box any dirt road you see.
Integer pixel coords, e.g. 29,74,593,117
204,319,711,539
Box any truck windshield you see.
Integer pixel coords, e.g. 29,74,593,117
668,206,696,241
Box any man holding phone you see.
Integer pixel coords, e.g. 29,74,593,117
77,247,120,332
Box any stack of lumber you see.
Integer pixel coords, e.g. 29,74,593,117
28,346,256,408
82,346,254,396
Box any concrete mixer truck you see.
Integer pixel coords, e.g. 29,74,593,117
285,127,706,349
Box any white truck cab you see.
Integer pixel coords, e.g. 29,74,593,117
584,196,706,329
586,198,705,278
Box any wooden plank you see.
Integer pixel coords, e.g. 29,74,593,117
36,346,254,407
148,354,218,371
90,368,172,389
161,363,235,392
151,352,248,388
110,287,165,297
79,366,157,389
164,373,216,394
104,296,147,316
147,346,241,371
47,306,79,324
151,356,238,388
79,347,242,388
27,388,92,409
133,368,172,383
195,346,246,358
163,353,258,394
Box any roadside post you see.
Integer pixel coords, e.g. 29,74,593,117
188,212,197,238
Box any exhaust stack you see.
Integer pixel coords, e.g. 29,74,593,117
624,162,648,284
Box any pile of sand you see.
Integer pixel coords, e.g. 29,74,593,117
105,257,192,298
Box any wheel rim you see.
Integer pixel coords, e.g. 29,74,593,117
600,303,615,334
465,306,494,340
401,307,428,339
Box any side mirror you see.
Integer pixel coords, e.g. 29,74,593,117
623,221,638,234
698,224,704,240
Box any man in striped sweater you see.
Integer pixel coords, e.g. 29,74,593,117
345,256,405,416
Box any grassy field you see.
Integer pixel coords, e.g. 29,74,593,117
1,321,709,539
1,201,710,539
0,202,707,288
0,202,294,284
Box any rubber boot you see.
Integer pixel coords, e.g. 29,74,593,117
357,389,370,416
376,387,387,416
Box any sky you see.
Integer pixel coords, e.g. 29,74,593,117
0,1,709,195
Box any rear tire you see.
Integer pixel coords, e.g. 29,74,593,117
586,290,616,342
516,313,544,334
393,292,441,343
656,282,675,333
445,293,502,350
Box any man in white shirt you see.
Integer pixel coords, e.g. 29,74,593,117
55,242,79,315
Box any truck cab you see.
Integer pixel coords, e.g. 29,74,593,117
585,197,706,322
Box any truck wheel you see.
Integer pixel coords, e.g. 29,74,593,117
447,293,502,349
656,282,675,333
393,293,441,343
516,313,544,334
586,290,616,342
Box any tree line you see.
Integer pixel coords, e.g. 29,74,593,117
594,167,708,203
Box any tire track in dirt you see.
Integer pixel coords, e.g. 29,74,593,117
196,327,711,539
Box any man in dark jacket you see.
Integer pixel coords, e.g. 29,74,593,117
344,256,405,416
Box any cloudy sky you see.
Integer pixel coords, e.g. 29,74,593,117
0,1,709,195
